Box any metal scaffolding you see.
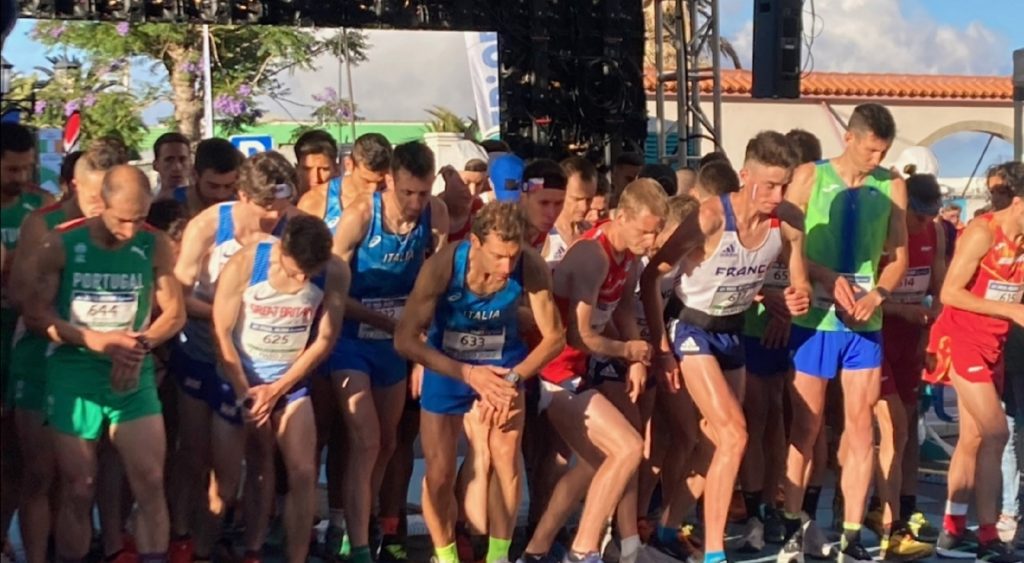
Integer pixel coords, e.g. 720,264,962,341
650,0,723,168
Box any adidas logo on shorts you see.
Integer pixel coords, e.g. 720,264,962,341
680,337,700,353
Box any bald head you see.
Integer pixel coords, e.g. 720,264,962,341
102,165,153,205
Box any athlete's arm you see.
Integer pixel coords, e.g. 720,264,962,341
513,248,565,379
778,205,812,317
614,262,649,401
211,244,256,400
173,207,218,319
142,231,187,346
24,231,146,365
640,207,703,353
940,221,1024,324
853,175,909,322
429,195,450,254
394,247,517,409
562,240,646,361
264,257,350,403
928,220,948,319
332,196,395,332
6,210,50,310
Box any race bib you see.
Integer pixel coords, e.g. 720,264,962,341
764,263,790,290
358,297,405,340
812,273,874,311
442,328,506,361
709,281,761,316
984,281,1024,304
70,291,138,332
241,322,311,362
892,267,931,304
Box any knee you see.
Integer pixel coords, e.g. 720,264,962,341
721,422,748,457
63,473,96,509
288,462,318,493
424,456,455,492
983,425,1011,452
377,430,398,462
349,427,382,459
133,464,167,505
609,430,644,469
789,416,822,451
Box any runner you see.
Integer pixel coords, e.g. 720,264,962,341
693,160,740,202
518,159,567,254
329,140,448,563
442,164,484,243
642,131,810,563
585,178,611,224
171,138,243,216
779,103,909,563
927,169,1024,563
7,141,126,563
169,151,299,562
547,156,598,263
867,174,945,560
152,132,192,201
461,158,491,201
395,201,565,563
211,215,350,563
520,179,667,563
293,129,339,199
24,164,185,562
298,132,391,234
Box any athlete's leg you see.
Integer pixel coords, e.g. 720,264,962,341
782,373,829,514
761,376,787,506
372,382,407,506
379,405,419,549
459,404,493,535
682,355,747,554
543,388,644,555
168,388,213,540
420,410,464,551
838,367,881,525
335,369,385,552
740,376,772,505
276,397,318,563
52,432,98,559
900,399,920,502
97,436,129,556
110,414,169,554
950,370,1008,532
638,400,668,518
596,380,645,546
14,408,56,563
484,394,527,552
658,382,704,529
196,414,245,558
312,373,346,530
874,392,908,527
242,419,276,555
0,413,20,548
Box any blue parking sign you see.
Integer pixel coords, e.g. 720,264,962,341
230,135,274,157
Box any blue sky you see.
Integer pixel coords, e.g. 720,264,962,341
4,0,1022,176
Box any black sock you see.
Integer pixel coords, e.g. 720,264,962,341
802,486,822,518
784,514,802,538
868,495,881,512
743,490,763,522
842,527,861,549
900,495,917,518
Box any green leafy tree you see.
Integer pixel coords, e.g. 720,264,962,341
32,21,369,142
7,55,152,152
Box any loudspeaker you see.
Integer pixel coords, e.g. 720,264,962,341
751,0,802,99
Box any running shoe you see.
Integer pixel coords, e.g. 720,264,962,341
997,514,1019,544
975,540,1023,563
776,526,804,563
378,539,409,563
764,508,787,544
935,529,980,559
880,525,933,561
837,541,874,563
562,551,604,563
729,517,766,553
801,517,837,560
905,512,939,544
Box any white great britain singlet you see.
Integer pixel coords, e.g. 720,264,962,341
675,194,783,318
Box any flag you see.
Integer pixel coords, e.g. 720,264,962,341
464,32,500,138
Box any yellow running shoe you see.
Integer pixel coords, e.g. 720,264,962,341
880,527,935,561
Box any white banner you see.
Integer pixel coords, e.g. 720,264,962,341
464,32,500,138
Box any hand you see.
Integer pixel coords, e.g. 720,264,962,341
477,391,520,429
626,362,647,404
464,365,517,412
244,384,279,426
653,351,681,393
831,275,858,314
784,285,811,317
88,331,147,366
623,340,652,365
409,363,424,400
851,289,884,323
1008,304,1024,328
762,289,791,320
761,316,791,350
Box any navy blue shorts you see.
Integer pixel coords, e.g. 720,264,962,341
169,344,220,408
790,326,882,380
589,356,656,390
743,336,792,377
328,338,407,388
215,381,311,426
672,322,745,372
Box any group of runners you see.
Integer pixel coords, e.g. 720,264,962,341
0,101,1022,563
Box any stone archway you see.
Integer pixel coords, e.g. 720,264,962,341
919,120,1013,147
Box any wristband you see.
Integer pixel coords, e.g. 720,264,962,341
134,335,153,352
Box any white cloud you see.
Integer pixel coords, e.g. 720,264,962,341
265,29,477,123
726,0,1010,75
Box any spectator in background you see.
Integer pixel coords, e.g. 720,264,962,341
941,204,964,231
152,132,192,200
610,151,644,196
585,174,611,223
640,163,678,196
786,128,823,164
461,158,491,202
294,129,340,198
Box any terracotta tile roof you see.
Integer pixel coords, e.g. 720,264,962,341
644,68,1014,101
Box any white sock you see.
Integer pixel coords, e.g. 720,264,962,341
620,535,641,563
330,509,347,529
945,501,968,516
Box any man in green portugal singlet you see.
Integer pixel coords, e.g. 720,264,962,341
776,103,910,563
24,165,186,563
